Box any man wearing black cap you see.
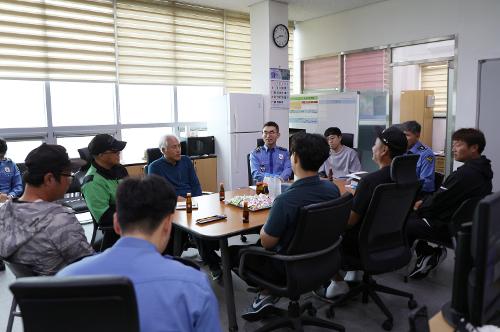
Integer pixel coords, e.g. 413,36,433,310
82,134,128,228
317,126,408,299
0,144,94,276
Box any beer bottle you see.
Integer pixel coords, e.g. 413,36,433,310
242,201,249,223
328,169,334,181
219,183,225,201
186,193,192,213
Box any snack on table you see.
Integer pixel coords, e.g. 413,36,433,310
226,194,273,211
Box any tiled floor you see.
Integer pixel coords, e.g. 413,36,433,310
0,226,453,331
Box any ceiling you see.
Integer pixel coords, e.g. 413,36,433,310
184,0,388,22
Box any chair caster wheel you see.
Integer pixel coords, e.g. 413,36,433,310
326,306,335,319
382,319,393,331
307,307,317,316
408,299,417,309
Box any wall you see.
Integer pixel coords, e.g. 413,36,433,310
295,0,500,131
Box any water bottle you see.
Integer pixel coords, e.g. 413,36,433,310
274,175,282,196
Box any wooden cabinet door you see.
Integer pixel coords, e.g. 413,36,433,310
193,157,217,192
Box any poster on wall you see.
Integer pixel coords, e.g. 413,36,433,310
270,68,290,110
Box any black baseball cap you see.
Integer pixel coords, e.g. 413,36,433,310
25,143,74,176
88,134,127,156
377,126,408,157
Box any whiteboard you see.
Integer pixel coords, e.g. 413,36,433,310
289,92,359,147
477,58,500,192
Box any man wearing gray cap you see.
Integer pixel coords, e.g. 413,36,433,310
0,144,94,275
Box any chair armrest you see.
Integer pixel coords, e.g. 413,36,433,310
238,237,343,277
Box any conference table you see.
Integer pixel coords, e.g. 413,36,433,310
171,179,350,331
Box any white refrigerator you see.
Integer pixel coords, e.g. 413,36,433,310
208,93,264,190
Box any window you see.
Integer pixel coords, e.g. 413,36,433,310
50,82,116,126
344,49,389,91
56,136,95,159
302,56,340,91
120,127,173,164
4,139,44,164
421,63,448,117
177,86,223,122
119,85,174,124
0,80,47,128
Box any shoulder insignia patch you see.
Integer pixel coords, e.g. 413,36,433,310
426,156,433,162
418,145,426,151
254,146,262,152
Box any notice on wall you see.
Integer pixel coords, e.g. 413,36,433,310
289,95,319,133
270,68,290,110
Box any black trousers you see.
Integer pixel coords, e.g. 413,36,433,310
229,242,286,287
405,213,451,249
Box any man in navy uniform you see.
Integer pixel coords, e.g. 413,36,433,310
402,121,435,194
250,121,292,183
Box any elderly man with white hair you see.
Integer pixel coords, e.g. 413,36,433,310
148,134,202,197
148,134,222,280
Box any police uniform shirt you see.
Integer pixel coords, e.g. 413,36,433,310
408,141,435,193
249,145,292,183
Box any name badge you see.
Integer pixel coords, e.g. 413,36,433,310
278,154,284,160
4,167,10,173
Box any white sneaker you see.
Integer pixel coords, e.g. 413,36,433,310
325,281,349,299
344,270,363,282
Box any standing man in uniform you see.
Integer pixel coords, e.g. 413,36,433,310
250,121,292,184
401,121,435,194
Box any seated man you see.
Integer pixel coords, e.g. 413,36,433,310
0,144,94,276
318,127,362,178
0,138,24,271
401,121,435,194
149,134,221,280
58,175,222,332
319,126,408,298
82,134,128,249
148,134,202,197
250,121,292,183
407,128,493,279
232,132,340,320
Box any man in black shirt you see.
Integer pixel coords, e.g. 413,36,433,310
318,126,408,299
407,128,493,279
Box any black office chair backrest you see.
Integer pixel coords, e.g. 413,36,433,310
358,182,420,274
285,193,353,295
77,147,90,161
257,138,264,147
449,196,482,237
146,148,163,165
390,154,419,184
10,275,140,332
341,133,354,148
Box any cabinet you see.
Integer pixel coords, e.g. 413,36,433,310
400,90,434,148
192,156,217,192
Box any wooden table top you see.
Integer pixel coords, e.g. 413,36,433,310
172,188,269,239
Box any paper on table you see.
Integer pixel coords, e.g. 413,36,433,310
346,171,368,181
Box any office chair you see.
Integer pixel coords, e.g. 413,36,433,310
4,262,37,332
55,170,88,213
247,153,253,186
341,133,354,148
239,194,353,332
77,147,90,161
10,275,140,332
391,154,419,184
434,172,445,191
328,156,422,330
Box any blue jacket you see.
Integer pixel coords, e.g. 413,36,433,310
408,141,435,193
250,145,292,183
0,158,23,198
58,237,222,332
148,156,202,197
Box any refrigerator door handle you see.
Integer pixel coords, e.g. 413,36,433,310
231,111,236,133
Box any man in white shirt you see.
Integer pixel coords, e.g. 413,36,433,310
319,127,361,178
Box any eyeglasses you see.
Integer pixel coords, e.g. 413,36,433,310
60,172,75,179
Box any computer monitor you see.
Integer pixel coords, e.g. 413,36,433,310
186,136,215,156
468,192,500,326
443,192,500,328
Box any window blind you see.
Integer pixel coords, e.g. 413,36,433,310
224,11,251,92
344,49,389,91
302,55,340,91
0,0,116,81
421,63,448,116
288,22,294,94
116,0,225,85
